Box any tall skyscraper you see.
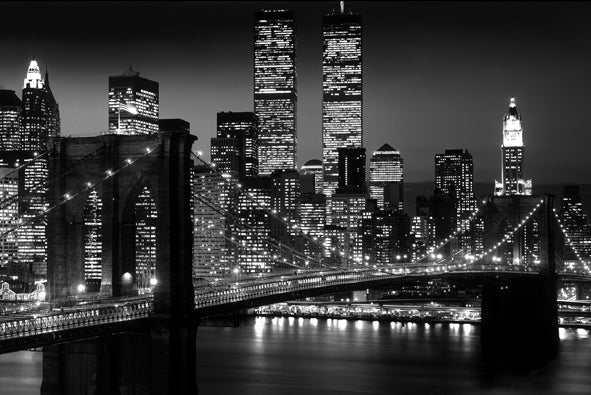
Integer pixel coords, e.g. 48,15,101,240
322,5,362,197
0,90,23,151
254,10,297,175
19,58,60,277
369,144,403,210
0,168,18,271
495,97,532,196
212,112,259,178
435,149,476,231
108,68,159,135
22,59,60,151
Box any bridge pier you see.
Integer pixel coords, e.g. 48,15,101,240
481,275,558,362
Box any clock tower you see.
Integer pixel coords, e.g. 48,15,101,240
494,97,532,196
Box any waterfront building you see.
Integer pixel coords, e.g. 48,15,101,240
254,9,297,175
322,4,362,197
494,97,532,196
369,144,403,210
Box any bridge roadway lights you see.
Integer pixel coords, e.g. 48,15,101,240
481,275,558,363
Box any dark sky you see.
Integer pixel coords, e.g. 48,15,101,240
1,1,591,187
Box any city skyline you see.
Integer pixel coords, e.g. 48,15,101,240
1,2,591,187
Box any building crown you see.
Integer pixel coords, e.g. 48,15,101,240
23,59,44,89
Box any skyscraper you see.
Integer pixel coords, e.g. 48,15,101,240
322,4,362,197
108,68,159,135
495,97,532,196
0,90,23,151
212,112,259,178
435,149,476,231
369,144,403,210
254,10,297,175
21,59,60,151
19,58,60,277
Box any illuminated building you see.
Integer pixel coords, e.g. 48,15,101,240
22,59,60,151
298,193,326,262
434,149,476,231
254,10,297,175
495,97,532,196
212,112,259,178
237,177,273,273
322,5,362,197
0,90,22,150
369,144,403,210
300,159,323,194
192,165,237,279
0,168,19,271
0,151,46,277
560,185,591,258
330,192,368,265
83,189,102,291
108,68,159,135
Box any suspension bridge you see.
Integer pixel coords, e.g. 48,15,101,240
0,130,588,393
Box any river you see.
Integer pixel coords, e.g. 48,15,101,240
0,317,589,394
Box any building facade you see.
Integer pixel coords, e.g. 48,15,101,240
0,90,23,151
212,111,259,178
254,9,297,175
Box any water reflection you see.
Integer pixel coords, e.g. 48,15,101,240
0,318,589,394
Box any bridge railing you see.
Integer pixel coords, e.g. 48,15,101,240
0,298,153,341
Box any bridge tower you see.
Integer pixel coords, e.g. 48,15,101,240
46,129,197,394
481,195,558,360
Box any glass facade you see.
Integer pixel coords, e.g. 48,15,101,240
322,11,362,197
254,10,297,175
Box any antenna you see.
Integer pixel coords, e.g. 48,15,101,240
33,32,36,60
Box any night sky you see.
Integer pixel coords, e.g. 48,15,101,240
1,1,591,187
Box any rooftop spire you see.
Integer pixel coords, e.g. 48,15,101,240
507,96,519,118
340,1,345,14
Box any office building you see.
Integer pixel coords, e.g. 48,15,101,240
300,159,323,194
369,144,403,210
212,112,259,178
0,90,23,151
322,4,362,197
108,68,159,135
254,10,297,175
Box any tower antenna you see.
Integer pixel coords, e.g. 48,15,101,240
33,32,36,60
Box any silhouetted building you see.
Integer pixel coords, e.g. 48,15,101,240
370,143,403,210
0,90,22,150
108,68,159,135
300,159,323,194
495,97,532,196
254,10,297,175
322,5,362,197
337,147,366,193
212,112,259,178
435,149,476,231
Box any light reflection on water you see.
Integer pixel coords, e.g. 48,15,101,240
0,318,588,394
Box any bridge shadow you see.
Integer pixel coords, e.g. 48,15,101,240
40,320,199,395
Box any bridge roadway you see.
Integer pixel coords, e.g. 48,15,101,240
0,263,589,354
